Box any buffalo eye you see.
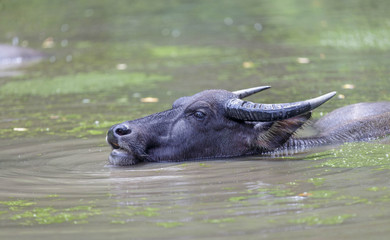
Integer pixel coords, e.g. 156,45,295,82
193,111,206,120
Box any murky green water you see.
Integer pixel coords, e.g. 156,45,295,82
1,0,390,239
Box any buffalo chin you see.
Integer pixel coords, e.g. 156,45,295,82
109,148,139,166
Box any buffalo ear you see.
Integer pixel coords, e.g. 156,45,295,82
255,112,311,151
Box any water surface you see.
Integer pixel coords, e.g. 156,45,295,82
1,1,390,239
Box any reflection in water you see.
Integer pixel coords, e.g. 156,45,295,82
1,136,390,239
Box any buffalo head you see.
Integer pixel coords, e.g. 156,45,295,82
106,86,335,165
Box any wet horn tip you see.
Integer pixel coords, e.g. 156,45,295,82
308,91,337,110
233,85,271,99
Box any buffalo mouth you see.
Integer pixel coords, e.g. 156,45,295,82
108,148,138,166
107,138,142,166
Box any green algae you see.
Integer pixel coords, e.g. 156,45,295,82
204,218,235,224
0,72,172,97
367,186,387,192
66,121,117,135
307,178,325,186
87,129,106,135
0,200,37,207
133,207,160,217
229,196,250,203
305,142,390,169
10,206,101,225
290,214,355,226
286,181,298,186
0,196,102,226
109,206,160,223
0,184,386,229
45,194,59,198
0,200,37,211
199,163,210,167
307,190,337,199
151,46,231,58
344,196,372,206
111,220,126,224
378,194,390,203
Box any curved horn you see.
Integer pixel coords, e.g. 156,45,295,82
233,86,271,99
225,91,336,122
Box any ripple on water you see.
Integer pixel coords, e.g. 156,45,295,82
1,138,390,240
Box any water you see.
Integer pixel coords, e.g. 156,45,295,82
1,1,390,239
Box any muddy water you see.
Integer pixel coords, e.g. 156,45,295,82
1,1,390,239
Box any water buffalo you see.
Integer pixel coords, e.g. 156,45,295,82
106,86,390,165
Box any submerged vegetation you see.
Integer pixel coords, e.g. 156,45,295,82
1,176,389,227
10,206,101,225
306,142,390,169
0,72,171,97
289,214,356,226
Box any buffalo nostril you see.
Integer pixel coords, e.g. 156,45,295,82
114,125,131,136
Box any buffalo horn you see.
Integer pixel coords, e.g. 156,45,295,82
233,86,271,99
225,91,336,122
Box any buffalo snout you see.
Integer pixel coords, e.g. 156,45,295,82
107,123,132,148
107,122,145,166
